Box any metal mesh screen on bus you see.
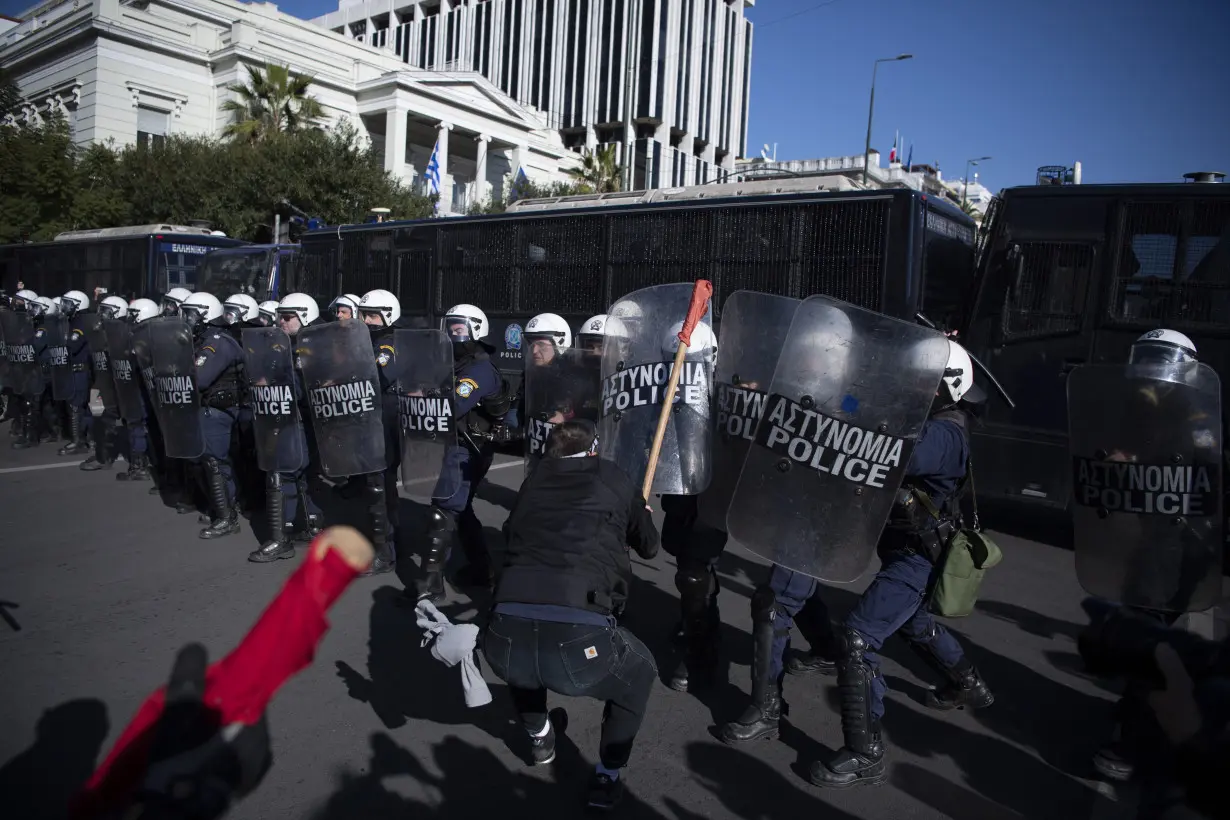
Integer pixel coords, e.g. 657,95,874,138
396,249,433,314
296,245,336,303
608,210,713,300
797,198,889,309
1003,241,1093,339
339,231,394,296
518,216,604,314
1110,200,1230,330
438,222,518,311
715,205,805,310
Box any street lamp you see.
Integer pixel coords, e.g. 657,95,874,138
862,53,913,185
962,156,992,206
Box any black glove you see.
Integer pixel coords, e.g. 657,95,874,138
128,643,272,820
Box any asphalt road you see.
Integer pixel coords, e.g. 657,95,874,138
0,439,1176,820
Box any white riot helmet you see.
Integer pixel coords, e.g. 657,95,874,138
608,300,643,336
329,293,362,319
99,295,129,320
1129,328,1197,366
940,340,982,404
443,303,488,342
359,289,401,327
39,295,59,316
524,312,572,349
257,300,280,326
60,290,89,316
181,292,225,328
223,293,259,325
161,287,192,316
27,296,50,318
128,298,160,324
277,292,320,330
662,321,718,364
14,289,38,311
577,314,608,354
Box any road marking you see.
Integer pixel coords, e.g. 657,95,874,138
0,460,87,475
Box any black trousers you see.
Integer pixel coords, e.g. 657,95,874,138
483,613,657,769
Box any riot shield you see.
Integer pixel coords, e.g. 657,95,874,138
2,310,44,397
43,315,74,401
242,327,307,474
1067,362,1224,613
296,319,385,479
146,317,205,460
105,319,144,423
83,313,119,413
697,291,802,531
395,329,454,503
598,284,715,495
726,295,950,582
0,307,10,392
524,347,603,474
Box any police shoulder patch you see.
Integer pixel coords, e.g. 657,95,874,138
456,377,479,398
71,330,81,340
195,355,207,367
376,351,391,366
35,329,44,337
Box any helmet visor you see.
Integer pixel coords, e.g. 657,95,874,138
1129,341,1195,366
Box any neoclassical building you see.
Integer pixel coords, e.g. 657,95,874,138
3,0,756,213
2,0,594,213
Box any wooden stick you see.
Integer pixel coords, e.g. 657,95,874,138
642,339,690,500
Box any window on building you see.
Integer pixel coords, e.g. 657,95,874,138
137,105,169,149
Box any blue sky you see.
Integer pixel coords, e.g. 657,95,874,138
6,0,1226,192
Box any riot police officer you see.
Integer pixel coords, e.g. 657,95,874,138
116,298,160,482
182,292,244,540
576,314,608,357
328,294,362,321
357,288,408,575
5,290,41,445
247,293,324,563
415,302,509,601
79,295,129,472
161,287,192,317
224,294,262,328
256,301,280,327
808,340,993,789
223,293,264,513
519,312,600,467
56,290,95,458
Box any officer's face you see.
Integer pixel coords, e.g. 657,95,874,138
530,339,556,366
278,313,302,335
336,306,354,321
579,337,602,357
446,319,471,341
361,311,385,328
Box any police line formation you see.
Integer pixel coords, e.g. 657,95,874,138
0,281,1222,806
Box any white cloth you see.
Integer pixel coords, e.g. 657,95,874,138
415,600,492,707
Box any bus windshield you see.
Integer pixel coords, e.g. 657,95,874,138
196,248,274,300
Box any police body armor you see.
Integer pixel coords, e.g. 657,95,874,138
1067,361,1224,613
697,290,802,531
198,329,244,411
883,409,968,564
598,283,716,496
726,295,950,583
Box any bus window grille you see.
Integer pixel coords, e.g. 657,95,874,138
339,231,394,296
1003,242,1092,338
438,223,518,312
717,205,801,303
1110,200,1230,329
609,210,712,300
298,247,335,302
518,215,604,314
797,199,889,309
396,250,433,314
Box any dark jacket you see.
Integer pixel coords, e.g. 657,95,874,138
495,456,660,617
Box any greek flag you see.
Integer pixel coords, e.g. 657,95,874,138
425,138,441,213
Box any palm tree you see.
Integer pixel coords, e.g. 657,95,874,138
566,145,623,193
221,62,324,143
959,198,980,218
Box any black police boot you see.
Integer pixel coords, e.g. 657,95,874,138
199,458,241,540
786,595,839,677
917,649,994,711
414,507,454,603
809,627,887,789
452,512,493,588
250,474,294,563
11,409,36,449
720,611,786,743
116,453,150,481
670,565,722,691
80,434,114,470
57,411,87,455
362,479,396,577
289,478,323,543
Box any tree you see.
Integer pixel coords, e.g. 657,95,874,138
466,177,588,216
0,114,80,242
221,62,325,143
565,145,622,193
959,198,980,218
0,67,20,122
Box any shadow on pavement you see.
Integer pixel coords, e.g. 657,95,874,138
981,499,1073,551
308,726,671,820
0,698,109,820
975,598,1084,641
890,762,1025,820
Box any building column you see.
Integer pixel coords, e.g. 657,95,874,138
474,134,491,205
436,121,453,212
384,105,409,184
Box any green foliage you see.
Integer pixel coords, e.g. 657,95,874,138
222,62,325,143
465,178,588,216
0,67,19,121
565,144,623,193
0,116,434,244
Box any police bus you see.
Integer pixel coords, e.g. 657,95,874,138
0,224,247,301
294,177,978,377
960,173,1230,508
196,244,303,303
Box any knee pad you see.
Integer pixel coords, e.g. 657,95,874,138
836,624,870,662
428,506,456,534
266,471,283,491
751,584,777,625
675,562,716,604
203,456,222,476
